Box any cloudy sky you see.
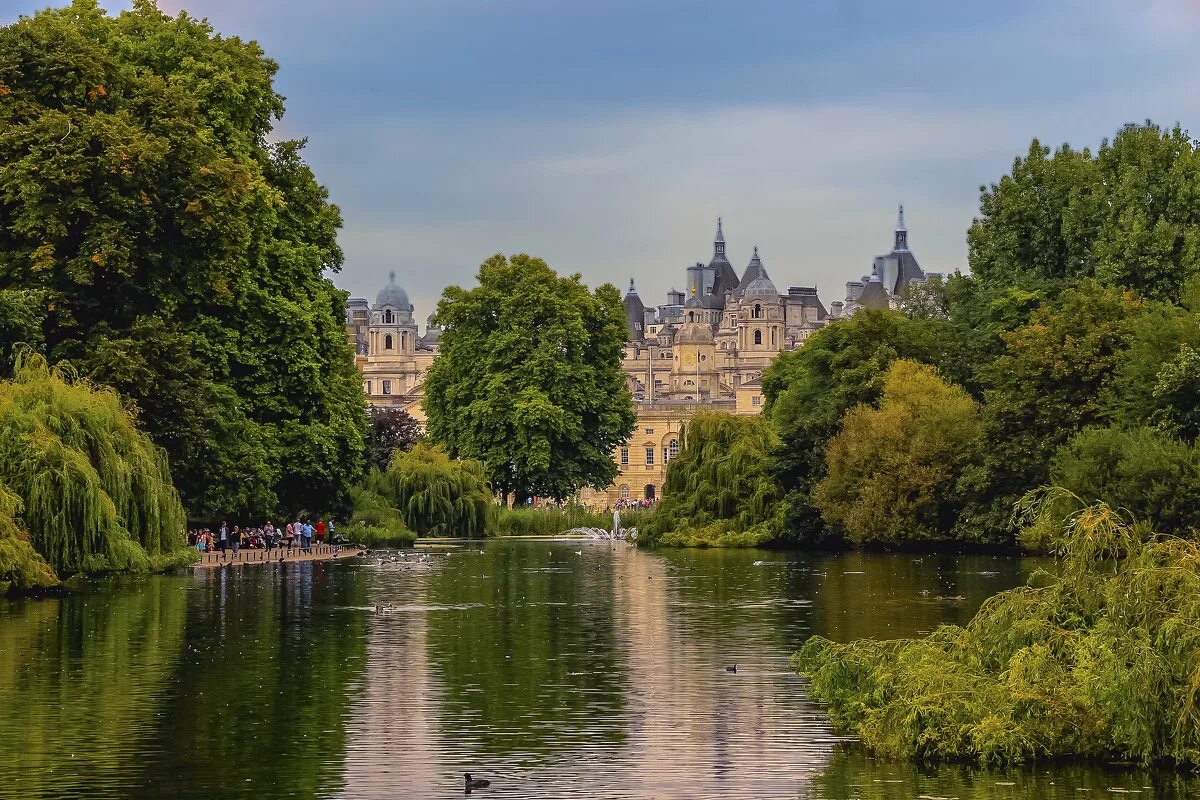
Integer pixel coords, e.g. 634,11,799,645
5,1,1200,318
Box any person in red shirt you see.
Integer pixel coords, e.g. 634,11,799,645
316,519,327,544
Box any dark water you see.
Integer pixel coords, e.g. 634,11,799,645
1,540,1196,799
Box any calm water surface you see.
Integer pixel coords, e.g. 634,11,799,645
1,540,1197,799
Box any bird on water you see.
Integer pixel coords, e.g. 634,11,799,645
465,773,490,792
725,664,737,673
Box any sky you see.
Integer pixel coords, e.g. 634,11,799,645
4,0,1200,320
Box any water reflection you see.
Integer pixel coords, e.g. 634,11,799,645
0,542,1196,799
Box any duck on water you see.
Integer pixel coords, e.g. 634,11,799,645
465,773,490,792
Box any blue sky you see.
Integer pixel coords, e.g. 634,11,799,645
4,0,1199,319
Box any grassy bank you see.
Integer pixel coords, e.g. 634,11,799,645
491,506,610,536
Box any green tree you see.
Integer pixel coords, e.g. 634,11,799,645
0,356,189,576
366,406,422,472
642,412,781,547
762,308,944,542
814,360,983,545
0,289,45,376
423,253,634,503
1046,426,1200,540
371,443,493,537
0,1,366,520
1148,345,1200,441
968,122,1200,303
964,283,1143,538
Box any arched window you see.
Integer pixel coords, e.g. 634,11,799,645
644,484,656,500
384,334,393,350
667,439,679,461
771,328,777,347
688,311,696,322
384,309,394,324
618,484,630,500
754,329,762,345
754,303,762,319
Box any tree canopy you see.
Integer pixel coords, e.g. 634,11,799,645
365,406,422,472
814,360,983,546
0,0,366,520
423,253,634,502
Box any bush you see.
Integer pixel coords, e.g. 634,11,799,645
0,483,58,594
793,489,1200,766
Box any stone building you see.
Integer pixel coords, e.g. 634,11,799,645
349,209,923,507
346,272,440,423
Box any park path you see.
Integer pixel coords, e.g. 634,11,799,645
192,543,363,569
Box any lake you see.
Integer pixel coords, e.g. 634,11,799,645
1,539,1196,799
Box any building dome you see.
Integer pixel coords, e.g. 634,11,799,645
375,271,412,311
743,275,779,299
675,320,714,345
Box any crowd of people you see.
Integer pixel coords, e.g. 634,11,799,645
613,497,657,511
187,518,338,558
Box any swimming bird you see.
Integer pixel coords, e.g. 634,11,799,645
464,773,490,792
575,550,583,556
725,665,737,673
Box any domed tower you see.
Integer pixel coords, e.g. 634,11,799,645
670,318,718,400
737,248,783,354
370,271,418,356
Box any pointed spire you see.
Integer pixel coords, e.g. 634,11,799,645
389,270,397,283
627,277,637,295
894,205,909,251
715,217,725,243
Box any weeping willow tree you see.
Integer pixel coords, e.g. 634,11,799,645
370,443,494,537
343,485,415,546
0,482,58,594
642,412,781,547
794,488,1200,766
0,356,189,577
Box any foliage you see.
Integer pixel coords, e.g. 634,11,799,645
0,289,45,376
814,360,983,545
0,482,58,594
1036,425,1200,546
1148,344,1200,441
491,505,610,536
794,493,1200,766
342,484,414,546
365,406,422,472
968,122,1200,304
762,308,945,542
0,355,188,577
423,253,634,503
641,413,780,548
963,283,1143,539
0,1,366,520
370,443,493,537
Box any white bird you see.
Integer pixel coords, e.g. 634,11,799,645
575,550,583,556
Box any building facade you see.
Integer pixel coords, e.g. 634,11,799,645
349,210,922,506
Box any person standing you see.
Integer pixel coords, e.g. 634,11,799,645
285,521,295,553
231,525,241,558
327,518,336,546
303,520,313,552
264,521,275,557
218,521,228,560
316,519,326,549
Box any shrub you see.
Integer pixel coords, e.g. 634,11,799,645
794,490,1200,766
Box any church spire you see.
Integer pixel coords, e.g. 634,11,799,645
627,277,638,295
894,204,908,251
714,217,726,256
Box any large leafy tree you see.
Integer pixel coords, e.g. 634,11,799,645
365,406,422,472
0,1,366,519
761,308,946,542
813,360,983,546
423,253,634,502
968,122,1200,303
